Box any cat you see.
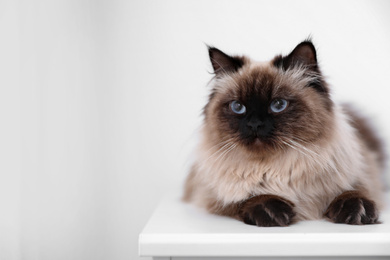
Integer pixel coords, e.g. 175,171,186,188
183,40,386,226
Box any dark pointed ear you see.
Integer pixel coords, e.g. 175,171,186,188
208,46,244,75
273,40,329,94
273,41,318,70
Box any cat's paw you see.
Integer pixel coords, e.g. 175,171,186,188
325,191,379,225
239,195,295,227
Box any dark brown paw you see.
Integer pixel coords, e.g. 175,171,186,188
325,191,379,225
239,195,295,227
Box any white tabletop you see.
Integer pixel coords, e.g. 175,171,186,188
139,190,390,258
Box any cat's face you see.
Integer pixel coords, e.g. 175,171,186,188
204,41,334,157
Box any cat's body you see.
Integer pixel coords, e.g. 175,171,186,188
184,41,385,226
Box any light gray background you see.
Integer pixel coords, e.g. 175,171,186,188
1,0,389,259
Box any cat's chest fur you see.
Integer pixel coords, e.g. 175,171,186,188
200,137,359,219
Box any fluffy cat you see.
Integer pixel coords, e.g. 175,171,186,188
183,40,385,226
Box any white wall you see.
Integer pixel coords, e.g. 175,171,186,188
1,0,389,259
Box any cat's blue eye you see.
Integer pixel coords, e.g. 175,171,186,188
270,99,288,113
230,101,246,114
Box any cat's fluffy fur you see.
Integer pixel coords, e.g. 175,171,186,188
183,40,385,226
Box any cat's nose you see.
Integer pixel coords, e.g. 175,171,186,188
247,119,265,131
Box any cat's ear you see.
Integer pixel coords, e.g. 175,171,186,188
208,46,244,75
274,40,329,94
273,40,318,70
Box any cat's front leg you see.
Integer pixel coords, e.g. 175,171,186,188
325,190,379,225
238,195,295,227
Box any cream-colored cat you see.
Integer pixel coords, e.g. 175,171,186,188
184,40,385,226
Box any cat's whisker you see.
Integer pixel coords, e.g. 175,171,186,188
281,136,320,159
204,138,234,156
215,143,236,162
204,141,234,163
204,142,238,173
282,138,340,174
219,143,237,162
289,139,335,172
281,140,310,158
281,139,319,170
289,139,321,158
291,136,321,150
270,137,286,152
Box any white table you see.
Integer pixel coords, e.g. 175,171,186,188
139,191,390,260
